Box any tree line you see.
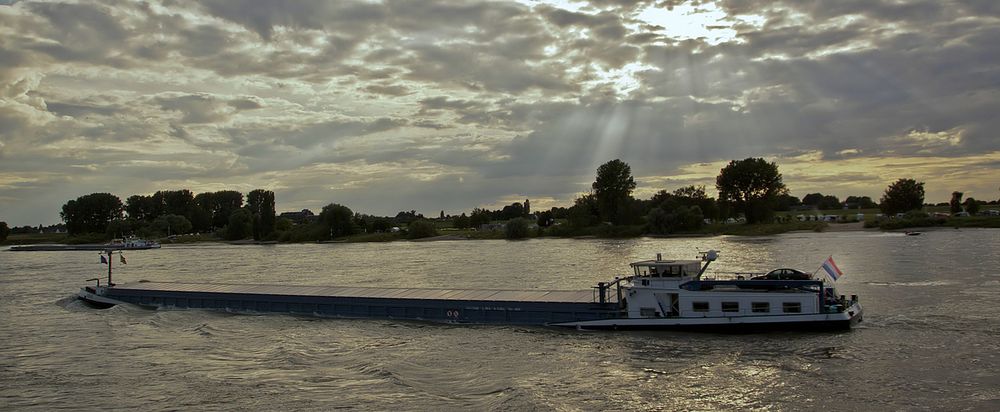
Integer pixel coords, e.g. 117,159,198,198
30,157,999,243
519,158,991,236
59,189,276,241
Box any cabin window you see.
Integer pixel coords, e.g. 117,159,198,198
751,302,770,313
692,302,709,312
641,279,650,286
640,307,658,317
721,302,739,312
782,302,802,313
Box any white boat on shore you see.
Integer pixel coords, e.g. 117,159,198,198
107,237,160,250
10,237,161,252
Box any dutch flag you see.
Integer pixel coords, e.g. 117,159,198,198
821,256,844,281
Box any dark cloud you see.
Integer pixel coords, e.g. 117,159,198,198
45,101,117,118
362,84,411,96
1,0,998,224
154,93,234,124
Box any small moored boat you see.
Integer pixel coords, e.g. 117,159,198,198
107,237,160,250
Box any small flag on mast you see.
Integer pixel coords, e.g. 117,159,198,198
120,254,127,264
100,255,108,264
821,256,844,281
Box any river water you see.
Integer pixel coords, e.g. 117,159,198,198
1,229,999,410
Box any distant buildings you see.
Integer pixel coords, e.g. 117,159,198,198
278,209,318,224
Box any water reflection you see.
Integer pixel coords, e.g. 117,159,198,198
1,229,999,410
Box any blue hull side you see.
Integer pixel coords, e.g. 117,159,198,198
102,288,622,325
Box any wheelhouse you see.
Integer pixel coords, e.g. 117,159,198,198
629,259,702,278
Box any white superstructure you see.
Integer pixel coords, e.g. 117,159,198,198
556,251,863,330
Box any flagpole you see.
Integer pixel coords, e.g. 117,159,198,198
106,249,113,287
811,255,830,279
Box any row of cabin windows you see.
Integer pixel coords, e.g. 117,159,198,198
646,266,686,277
691,301,802,313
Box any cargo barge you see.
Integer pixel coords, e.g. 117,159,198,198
78,250,863,331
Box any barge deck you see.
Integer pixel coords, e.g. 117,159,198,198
91,281,623,325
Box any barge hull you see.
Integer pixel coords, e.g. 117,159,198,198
555,302,863,332
96,282,622,325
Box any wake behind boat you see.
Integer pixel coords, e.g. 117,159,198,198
78,250,862,332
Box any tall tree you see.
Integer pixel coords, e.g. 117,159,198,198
879,178,925,215
453,213,471,229
568,193,601,228
469,208,492,228
715,158,787,224
963,198,980,215
844,196,876,209
950,191,964,214
505,218,530,239
499,202,525,220
592,159,636,224
0,221,9,242
647,205,704,234
524,199,531,216
774,194,801,211
212,191,244,229
801,193,824,207
125,195,156,221
394,210,422,224
152,190,195,219
818,195,841,210
407,219,438,239
153,214,192,236
61,193,124,235
536,210,554,227
673,185,718,220
246,189,276,240
190,192,215,232
320,203,354,239
225,209,253,240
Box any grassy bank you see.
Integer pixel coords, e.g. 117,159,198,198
8,217,993,247
1,232,68,246
0,232,112,245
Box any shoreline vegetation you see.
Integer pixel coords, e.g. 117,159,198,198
5,218,1000,248
3,158,999,247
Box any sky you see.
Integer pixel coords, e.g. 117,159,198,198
1,0,998,226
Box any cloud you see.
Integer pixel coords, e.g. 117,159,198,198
1,0,998,225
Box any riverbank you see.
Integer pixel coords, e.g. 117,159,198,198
12,218,1000,248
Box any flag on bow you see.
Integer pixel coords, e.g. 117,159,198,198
821,256,843,281
100,255,108,264
120,254,127,264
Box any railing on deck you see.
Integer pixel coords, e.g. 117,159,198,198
700,272,766,281
592,276,629,305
